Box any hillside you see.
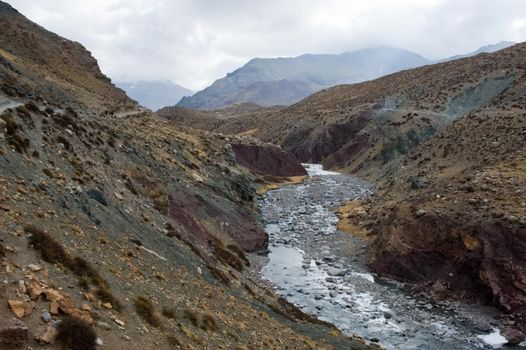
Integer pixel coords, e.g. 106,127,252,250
177,47,430,109
116,81,192,111
166,43,524,177
0,2,373,349
163,42,526,342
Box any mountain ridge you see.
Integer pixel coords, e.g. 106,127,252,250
176,42,515,110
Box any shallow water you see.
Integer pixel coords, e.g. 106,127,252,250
258,164,522,350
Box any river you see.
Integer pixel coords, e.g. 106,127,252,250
257,164,519,350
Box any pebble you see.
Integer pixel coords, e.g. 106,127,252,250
42,311,52,322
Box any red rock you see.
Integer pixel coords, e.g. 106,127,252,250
231,143,307,177
8,300,25,318
37,325,57,344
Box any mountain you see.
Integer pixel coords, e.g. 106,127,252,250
161,42,526,340
0,2,372,349
116,80,192,111
177,47,431,109
176,42,516,110
441,41,516,62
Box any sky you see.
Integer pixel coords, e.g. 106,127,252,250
6,0,526,91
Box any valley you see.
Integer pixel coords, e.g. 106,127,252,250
1,1,525,349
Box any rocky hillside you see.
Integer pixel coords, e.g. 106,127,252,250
177,47,430,109
165,42,526,342
0,2,133,113
331,46,526,342
0,2,374,349
164,43,524,178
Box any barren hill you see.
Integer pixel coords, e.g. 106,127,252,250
0,2,370,349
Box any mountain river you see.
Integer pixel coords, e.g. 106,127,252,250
257,164,524,349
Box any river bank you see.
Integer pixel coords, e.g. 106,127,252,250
251,164,522,349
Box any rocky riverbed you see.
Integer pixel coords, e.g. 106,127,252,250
256,164,523,349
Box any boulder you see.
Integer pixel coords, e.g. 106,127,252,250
327,267,347,276
0,319,28,347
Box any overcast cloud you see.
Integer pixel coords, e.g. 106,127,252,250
6,0,526,90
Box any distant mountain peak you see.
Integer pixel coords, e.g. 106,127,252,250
116,80,192,111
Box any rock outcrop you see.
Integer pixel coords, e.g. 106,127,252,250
231,143,307,177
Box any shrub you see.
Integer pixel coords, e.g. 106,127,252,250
166,335,181,346
25,226,69,265
96,287,122,312
56,316,97,350
199,313,217,332
162,306,177,319
134,296,161,328
184,308,199,326
25,226,122,312
1,113,29,153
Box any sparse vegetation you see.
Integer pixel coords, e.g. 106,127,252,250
134,296,161,327
56,316,97,350
1,113,30,153
166,335,181,346
162,306,177,319
25,225,69,265
184,308,218,332
25,226,122,311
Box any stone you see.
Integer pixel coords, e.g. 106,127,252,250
42,311,52,322
327,267,347,276
50,301,60,315
38,325,58,344
0,319,28,347
18,280,27,294
27,264,42,272
27,279,44,300
86,189,108,206
114,319,126,327
8,300,25,318
114,192,124,200
96,337,104,346
96,321,112,330
192,173,204,183
502,327,526,345
473,320,491,333
44,289,63,302
415,209,427,217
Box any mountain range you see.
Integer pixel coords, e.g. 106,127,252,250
116,80,192,111
176,42,515,110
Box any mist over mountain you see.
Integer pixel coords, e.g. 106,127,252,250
177,47,431,109
440,40,516,62
177,42,516,110
116,80,192,111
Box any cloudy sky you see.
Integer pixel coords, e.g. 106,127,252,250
7,0,526,90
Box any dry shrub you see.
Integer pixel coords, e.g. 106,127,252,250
162,306,177,319
25,226,69,265
1,113,29,153
134,296,161,328
25,226,122,311
57,316,97,350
